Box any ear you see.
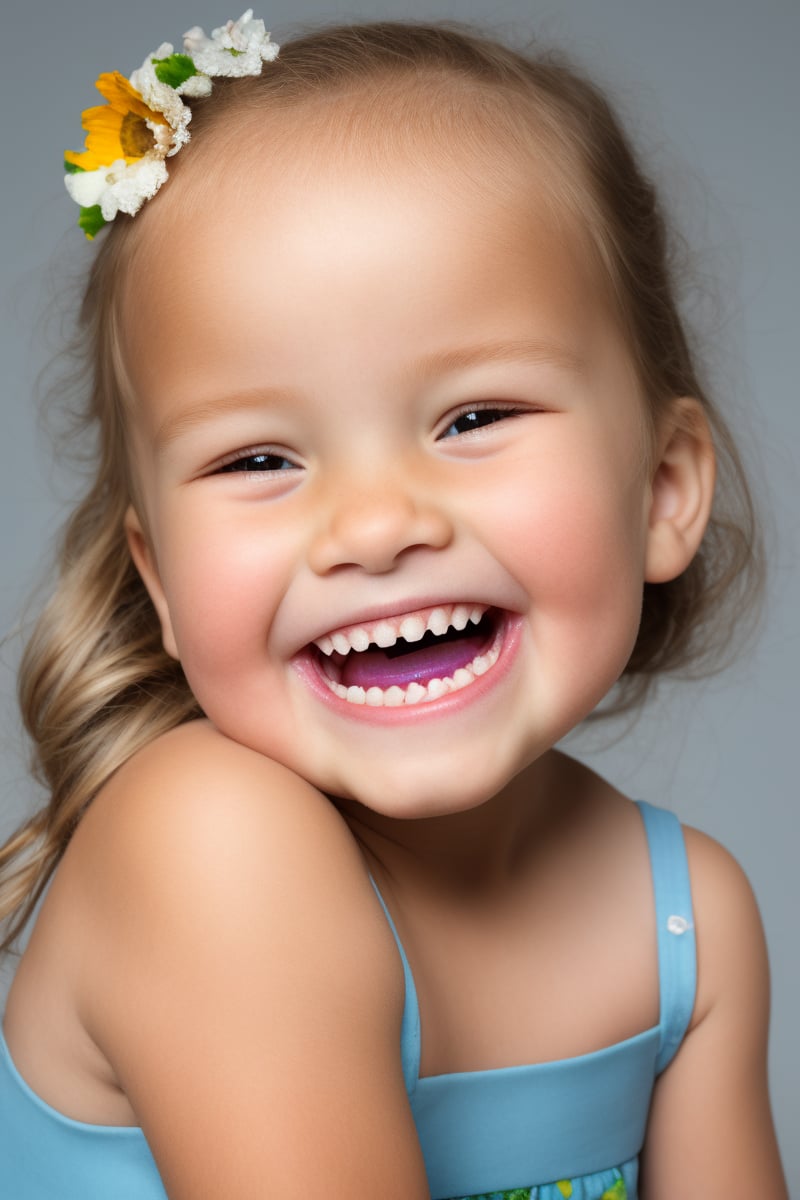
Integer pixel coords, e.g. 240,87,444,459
645,397,716,584
124,506,180,660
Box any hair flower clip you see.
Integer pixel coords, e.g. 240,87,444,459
64,10,279,239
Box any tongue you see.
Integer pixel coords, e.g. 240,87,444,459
340,633,486,689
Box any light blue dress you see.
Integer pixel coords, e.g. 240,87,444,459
0,800,695,1199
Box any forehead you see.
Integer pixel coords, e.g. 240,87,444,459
128,76,603,275
120,93,625,413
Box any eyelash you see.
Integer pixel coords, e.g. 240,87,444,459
211,404,529,475
437,403,529,440
215,449,298,475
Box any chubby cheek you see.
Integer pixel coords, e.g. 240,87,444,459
154,521,288,709
534,509,644,687
476,453,647,677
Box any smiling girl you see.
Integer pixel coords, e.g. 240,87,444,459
0,16,787,1200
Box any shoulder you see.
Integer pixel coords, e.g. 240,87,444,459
90,717,343,834
69,720,401,1038
681,823,770,1029
79,719,364,889
58,732,427,1192
640,822,787,1193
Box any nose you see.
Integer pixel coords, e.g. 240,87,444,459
308,479,453,576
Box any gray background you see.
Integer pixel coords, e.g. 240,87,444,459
1,0,797,1187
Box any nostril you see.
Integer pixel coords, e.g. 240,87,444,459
308,494,453,576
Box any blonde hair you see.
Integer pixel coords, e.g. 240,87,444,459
1,21,762,951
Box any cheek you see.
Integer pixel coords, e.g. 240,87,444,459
155,517,288,676
538,491,644,598
477,452,647,626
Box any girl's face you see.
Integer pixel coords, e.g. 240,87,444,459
124,126,660,819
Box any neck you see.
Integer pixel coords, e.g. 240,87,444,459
334,749,591,900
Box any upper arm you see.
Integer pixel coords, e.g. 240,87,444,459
641,826,787,1198
75,723,429,1200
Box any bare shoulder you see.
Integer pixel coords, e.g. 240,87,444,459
78,720,363,895
680,824,770,1027
73,720,388,980
67,721,426,1194
640,823,787,1197
86,718,349,843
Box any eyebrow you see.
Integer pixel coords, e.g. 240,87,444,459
153,338,584,448
154,386,300,450
407,338,587,383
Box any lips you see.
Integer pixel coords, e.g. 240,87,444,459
308,604,504,708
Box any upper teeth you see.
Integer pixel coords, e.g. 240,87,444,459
313,603,488,657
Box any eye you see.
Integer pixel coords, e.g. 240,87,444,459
437,404,527,440
215,450,298,474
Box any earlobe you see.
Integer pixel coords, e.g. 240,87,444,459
645,398,716,584
124,506,180,659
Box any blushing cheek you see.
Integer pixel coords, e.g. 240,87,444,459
161,536,281,693
531,505,644,717
484,469,645,637
545,497,642,598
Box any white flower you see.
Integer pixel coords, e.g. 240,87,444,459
64,166,111,211
129,46,193,155
183,10,279,78
64,155,169,221
178,74,213,99
103,156,170,217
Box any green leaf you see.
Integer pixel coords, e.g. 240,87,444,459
152,52,197,89
78,205,106,240
64,159,85,175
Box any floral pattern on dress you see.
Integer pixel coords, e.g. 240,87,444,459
451,1166,628,1200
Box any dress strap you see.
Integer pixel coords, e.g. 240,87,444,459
635,800,697,1073
368,876,421,1095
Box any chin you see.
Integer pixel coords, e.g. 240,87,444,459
334,753,523,823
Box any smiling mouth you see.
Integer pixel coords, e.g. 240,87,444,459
310,604,503,707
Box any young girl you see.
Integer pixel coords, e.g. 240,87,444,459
0,15,787,1199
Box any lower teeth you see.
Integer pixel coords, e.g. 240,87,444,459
321,631,502,707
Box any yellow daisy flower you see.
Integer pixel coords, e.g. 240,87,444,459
64,71,168,172
63,17,279,237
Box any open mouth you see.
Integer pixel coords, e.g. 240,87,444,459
310,604,503,707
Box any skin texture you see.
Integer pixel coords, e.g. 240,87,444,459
2,114,786,1198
